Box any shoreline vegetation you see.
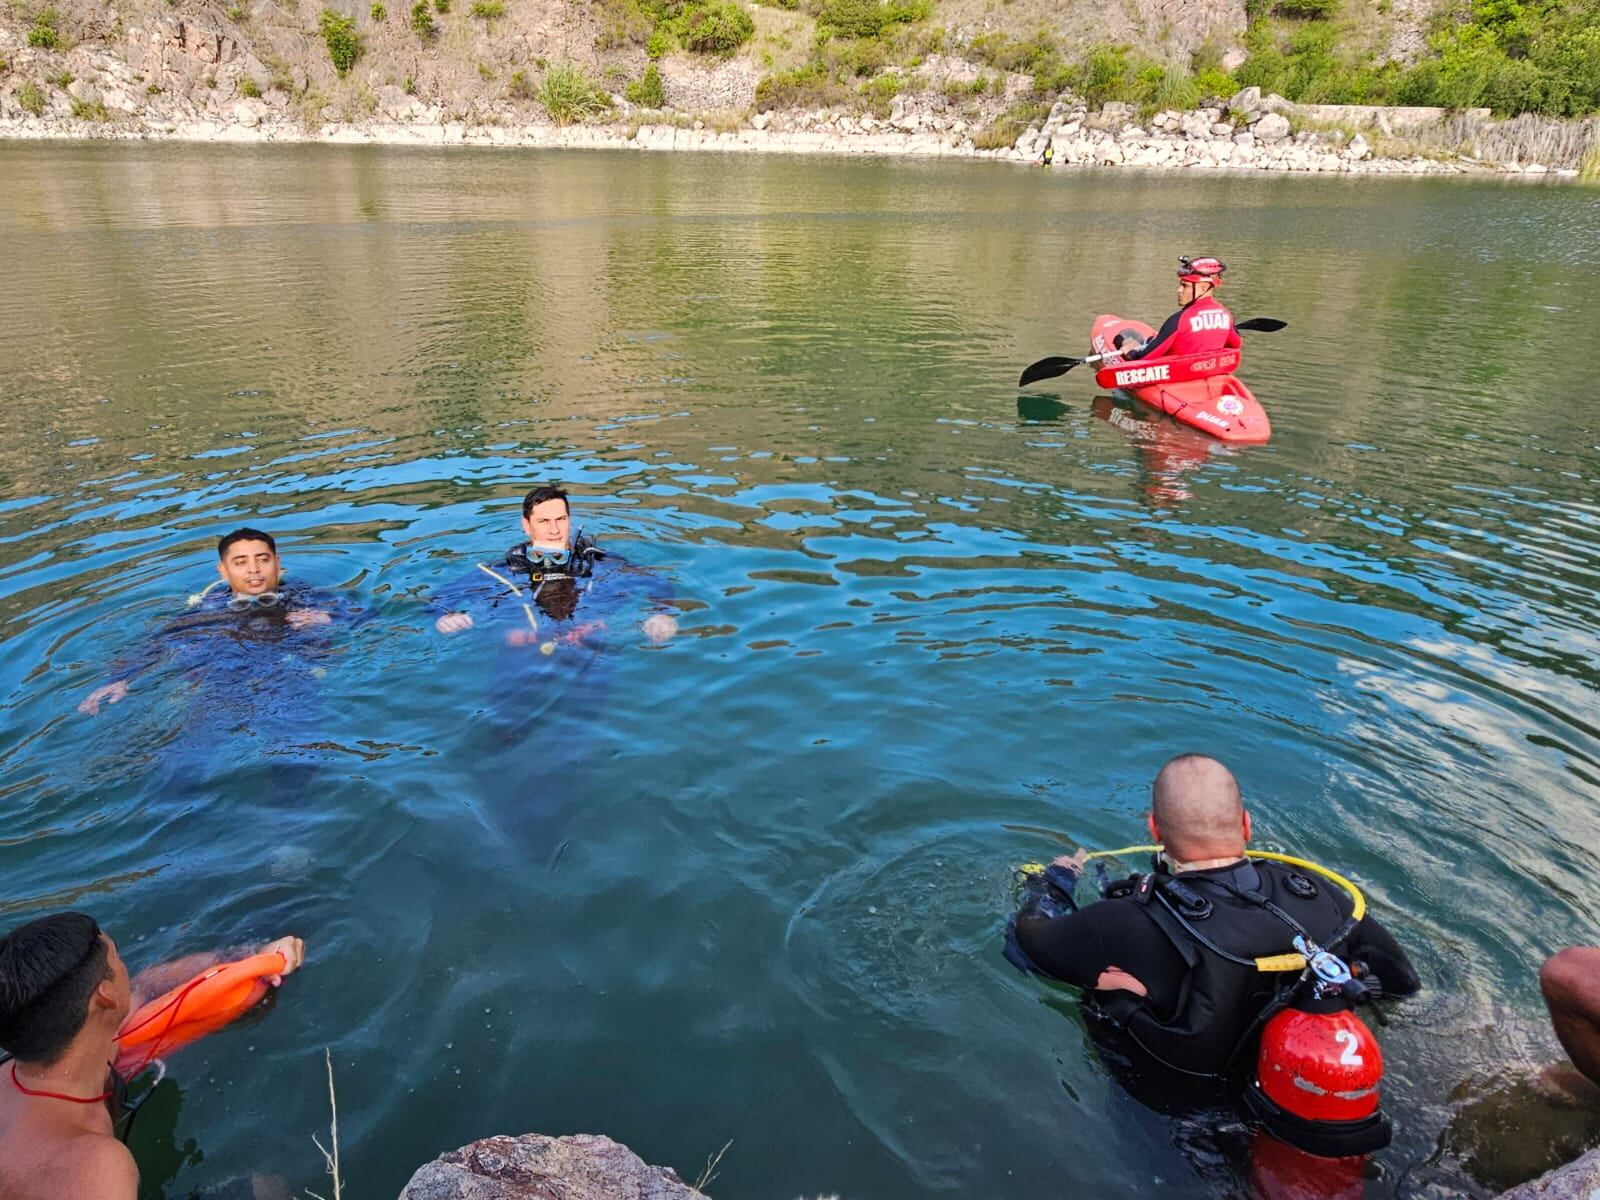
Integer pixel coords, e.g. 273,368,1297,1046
1,0,1597,178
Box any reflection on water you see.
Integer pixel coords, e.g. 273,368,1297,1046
1,143,1598,1199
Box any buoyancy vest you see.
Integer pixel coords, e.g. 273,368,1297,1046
1091,859,1354,1078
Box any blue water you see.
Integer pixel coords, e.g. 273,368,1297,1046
1,143,1599,1198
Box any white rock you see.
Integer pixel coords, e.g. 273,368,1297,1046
1232,130,1255,148
751,111,770,130
1254,112,1291,144
1210,122,1233,136
231,99,261,126
1228,85,1261,113
1524,163,1548,173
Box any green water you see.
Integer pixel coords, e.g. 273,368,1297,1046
1,143,1598,1199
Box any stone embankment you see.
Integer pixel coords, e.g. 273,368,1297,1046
0,15,1582,179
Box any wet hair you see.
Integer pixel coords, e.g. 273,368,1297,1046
217,528,278,560
522,485,570,519
0,913,113,1065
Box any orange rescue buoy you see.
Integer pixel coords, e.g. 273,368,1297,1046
114,950,287,1077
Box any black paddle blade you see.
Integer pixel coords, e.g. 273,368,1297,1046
1237,317,1288,332
1018,356,1082,388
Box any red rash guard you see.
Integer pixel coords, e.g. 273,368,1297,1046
1126,293,1242,361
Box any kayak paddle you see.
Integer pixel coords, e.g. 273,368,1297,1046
1017,317,1288,388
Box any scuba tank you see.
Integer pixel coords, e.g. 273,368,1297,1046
1245,933,1390,1158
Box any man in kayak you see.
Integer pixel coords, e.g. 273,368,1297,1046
0,912,303,1200
1008,754,1420,1079
432,484,678,646
78,528,355,716
1119,256,1242,362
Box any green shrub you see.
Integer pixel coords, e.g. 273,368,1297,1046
624,62,665,105
856,70,898,115
507,68,534,97
17,79,46,115
539,61,611,122
228,4,247,20
646,28,671,56
27,8,60,49
48,68,72,87
973,100,1047,148
239,75,263,96
818,0,885,38
1272,0,1335,17
69,96,110,120
470,0,503,14
755,60,851,109
319,10,360,74
433,0,449,12
410,0,435,33
678,0,754,53
370,1,386,17
1194,65,1238,99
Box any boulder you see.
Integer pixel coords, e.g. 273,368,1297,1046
1254,112,1291,144
399,1134,706,1200
1345,132,1370,160
1210,121,1233,136
751,111,770,130
1228,85,1261,114
1180,111,1212,140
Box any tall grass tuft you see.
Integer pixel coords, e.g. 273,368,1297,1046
539,62,611,123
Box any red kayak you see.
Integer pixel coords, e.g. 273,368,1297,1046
1089,315,1271,444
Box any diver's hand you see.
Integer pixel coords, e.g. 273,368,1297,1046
79,680,130,716
261,936,305,986
286,609,333,630
505,627,544,649
1095,967,1148,996
435,612,474,634
1052,850,1089,872
641,613,678,644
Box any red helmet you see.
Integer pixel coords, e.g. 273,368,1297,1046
1178,255,1226,283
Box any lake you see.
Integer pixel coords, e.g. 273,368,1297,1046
1,142,1598,1199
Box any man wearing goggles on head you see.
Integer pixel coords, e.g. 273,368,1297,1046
1118,255,1243,362
432,485,678,647
78,528,350,717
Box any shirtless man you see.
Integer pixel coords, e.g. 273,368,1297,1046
0,912,303,1200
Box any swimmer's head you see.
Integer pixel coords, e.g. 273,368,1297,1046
1148,753,1251,865
521,485,571,553
0,913,130,1066
217,527,282,597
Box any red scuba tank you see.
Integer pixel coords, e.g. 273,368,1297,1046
1246,1000,1389,1158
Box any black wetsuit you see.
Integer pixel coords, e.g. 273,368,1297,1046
1012,858,1420,1077
101,582,368,690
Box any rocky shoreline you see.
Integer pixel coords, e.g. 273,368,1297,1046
0,69,1582,180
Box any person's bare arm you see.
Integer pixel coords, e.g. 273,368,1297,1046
128,951,228,1011
128,937,305,1010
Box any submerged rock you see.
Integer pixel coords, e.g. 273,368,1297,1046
398,1133,707,1200
1495,1145,1600,1198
